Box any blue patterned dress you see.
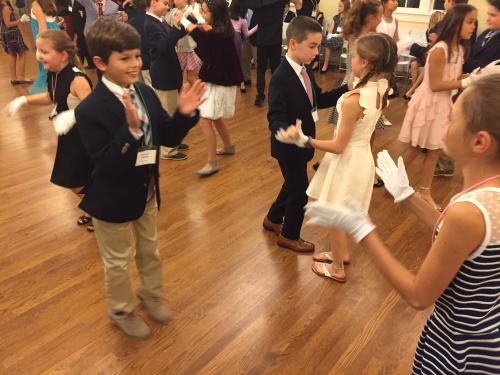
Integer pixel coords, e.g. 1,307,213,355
0,1,28,54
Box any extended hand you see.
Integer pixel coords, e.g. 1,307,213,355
376,150,415,203
122,91,141,132
177,80,206,115
305,199,376,243
52,109,76,135
275,119,309,147
462,59,500,87
5,96,27,116
19,14,30,23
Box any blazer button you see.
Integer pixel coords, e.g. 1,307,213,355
121,143,130,154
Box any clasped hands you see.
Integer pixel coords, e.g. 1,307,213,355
304,150,415,242
275,119,309,147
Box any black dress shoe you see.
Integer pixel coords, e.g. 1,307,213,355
254,95,265,107
244,79,252,86
312,162,320,171
240,87,247,93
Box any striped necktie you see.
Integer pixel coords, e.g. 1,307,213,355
129,90,151,146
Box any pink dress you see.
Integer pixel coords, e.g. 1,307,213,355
399,41,463,150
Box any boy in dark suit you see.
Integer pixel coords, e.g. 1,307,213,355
145,0,190,160
263,16,348,252
76,18,203,339
463,0,500,73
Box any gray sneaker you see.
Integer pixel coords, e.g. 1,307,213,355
216,144,236,155
108,311,151,339
197,160,219,177
137,294,172,324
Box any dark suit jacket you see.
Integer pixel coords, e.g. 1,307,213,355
243,0,287,46
145,14,186,91
129,11,150,70
56,0,86,37
463,29,500,73
268,59,348,163
75,82,199,223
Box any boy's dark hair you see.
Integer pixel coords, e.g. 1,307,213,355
436,4,476,62
229,0,247,20
488,0,500,11
132,0,147,12
86,17,141,63
286,16,323,44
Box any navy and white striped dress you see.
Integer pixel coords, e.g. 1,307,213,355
413,188,500,374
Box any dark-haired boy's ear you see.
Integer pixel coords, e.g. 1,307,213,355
93,56,107,72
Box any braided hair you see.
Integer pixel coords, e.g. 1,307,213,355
354,32,398,109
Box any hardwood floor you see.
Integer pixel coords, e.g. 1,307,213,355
0,25,463,374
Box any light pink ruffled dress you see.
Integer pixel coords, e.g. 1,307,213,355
399,41,464,150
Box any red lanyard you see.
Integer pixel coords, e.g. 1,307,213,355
432,174,500,242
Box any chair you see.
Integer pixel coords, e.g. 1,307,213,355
338,40,349,71
394,53,413,82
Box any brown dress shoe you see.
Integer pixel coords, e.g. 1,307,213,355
277,235,315,252
262,216,282,234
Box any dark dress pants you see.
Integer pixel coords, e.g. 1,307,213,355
267,159,309,240
256,43,282,98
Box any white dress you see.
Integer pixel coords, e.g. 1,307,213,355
307,79,389,212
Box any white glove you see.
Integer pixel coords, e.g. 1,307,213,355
461,59,500,88
375,150,415,203
19,14,30,23
52,109,76,135
5,96,27,116
326,33,334,40
189,5,205,24
305,199,376,242
275,119,309,147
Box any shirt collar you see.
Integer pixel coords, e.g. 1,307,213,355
146,11,163,22
285,53,304,77
102,76,134,105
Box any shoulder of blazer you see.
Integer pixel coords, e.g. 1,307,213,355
77,82,124,121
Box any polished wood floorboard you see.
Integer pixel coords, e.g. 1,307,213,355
0,26,463,374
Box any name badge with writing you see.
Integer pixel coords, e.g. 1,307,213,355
311,10,317,17
312,109,319,123
135,149,157,166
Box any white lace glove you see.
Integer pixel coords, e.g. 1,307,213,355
5,96,27,116
52,109,76,135
461,59,500,88
19,14,30,23
275,119,309,147
375,150,415,203
305,199,376,243
189,5,205,24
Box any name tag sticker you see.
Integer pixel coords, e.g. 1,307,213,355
135,149,157,166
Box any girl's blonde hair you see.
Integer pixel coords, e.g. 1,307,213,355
342,0,381,40
354,32,398,109
428,10,445,29
38,29,83,70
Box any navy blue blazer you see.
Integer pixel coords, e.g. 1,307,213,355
129,11,151,70
145,14,186,91
268,59,348,163
75,81,199,223
463,29,500,73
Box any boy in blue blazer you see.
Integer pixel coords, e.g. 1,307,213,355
76,18,204,339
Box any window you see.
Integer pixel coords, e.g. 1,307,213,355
395,0,438,23
398,0,421,9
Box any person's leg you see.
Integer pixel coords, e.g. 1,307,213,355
17,52,27,81
312,229,347,281
255,45,269,104
197,117,219,175
402,145,421,170
267,180,287,227
406,71,424,97
410,60,419,85
280,160,309,241
418,149,441,209
93,219,135,314
8,54,17,82
241,37,252,83
131,198,164,301
322,47,331,72
156,90,186,160
186,69,198,86
213,118,232,149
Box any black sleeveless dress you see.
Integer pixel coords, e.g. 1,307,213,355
48,64,93,188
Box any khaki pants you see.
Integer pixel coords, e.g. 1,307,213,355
241,38,256,82
93,197,164,313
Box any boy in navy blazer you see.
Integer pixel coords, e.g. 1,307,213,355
145,0,190,160
76,18,203,339
263,16,348,252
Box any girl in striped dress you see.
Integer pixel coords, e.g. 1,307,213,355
304,74,500,373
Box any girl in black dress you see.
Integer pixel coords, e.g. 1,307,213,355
5,29,95,230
